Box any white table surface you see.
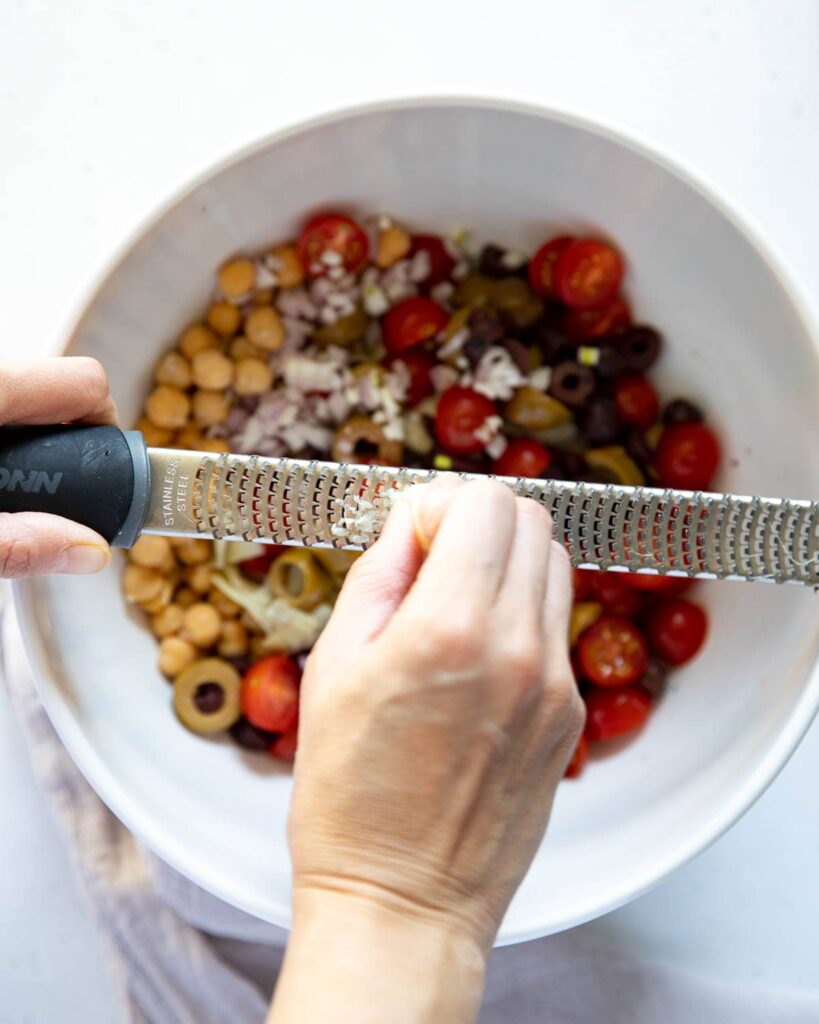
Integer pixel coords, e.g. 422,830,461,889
1,1,818,1020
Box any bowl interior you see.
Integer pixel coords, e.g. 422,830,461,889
17,101,819,942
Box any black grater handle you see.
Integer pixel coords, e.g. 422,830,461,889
0,424,150,547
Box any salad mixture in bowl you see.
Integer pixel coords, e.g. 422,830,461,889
123,211,720,775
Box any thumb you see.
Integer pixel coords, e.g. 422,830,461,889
0,512,111,578
315,476,463,659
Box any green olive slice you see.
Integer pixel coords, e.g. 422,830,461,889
173,658,241,734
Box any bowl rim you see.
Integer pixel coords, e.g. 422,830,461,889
15,94,819,944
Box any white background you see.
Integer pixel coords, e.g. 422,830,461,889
1,1,818,1020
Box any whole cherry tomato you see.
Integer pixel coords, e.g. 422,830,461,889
435,386,497,455
624,574,694,595
614,373,660,429
585,684,652,741
578,614,648,687
647,598,708,666
588,572,642,617
297,213,369,275
269,726,299,763
573,568,593,601
563,296,632,342
564,734,589,778
654,422,721,491
383,297,449,353
528,235,574,298
385,349,435,406
555,239,624,310
241,655,300,733
493,438,552,478
409,234,456,286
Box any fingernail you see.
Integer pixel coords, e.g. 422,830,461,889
57,544,111,575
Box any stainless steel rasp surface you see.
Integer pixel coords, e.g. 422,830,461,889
142,448,819,585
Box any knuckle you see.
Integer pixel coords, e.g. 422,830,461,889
545,667,585,728
504,637,544,692
421,614,482,663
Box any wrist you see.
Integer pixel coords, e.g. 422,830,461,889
269,887,487,1024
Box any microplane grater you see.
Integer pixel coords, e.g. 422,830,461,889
0,425,816,586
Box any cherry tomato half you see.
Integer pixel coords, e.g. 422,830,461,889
493,438,552,478
269,726,298,763
588,572,642,618
239,546,286,578
435,386,497,456
409,234,456,286
564,734,589,778
385,349,435,406
528,235,574,298
585,684,652,742
297,213,369,276
555,240,624,310
614,373,660,429
563,296,632,342
647,598,707,666
383,297,449,353
654,422,721,491
573,568,593,601
241,655,300,733
578,614,648,687
624,574,694,595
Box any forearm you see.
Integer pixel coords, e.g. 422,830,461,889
267,889,487,1024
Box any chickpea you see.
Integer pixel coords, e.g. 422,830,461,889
217,258,255,302
233,357,273,396
158,636,197,678
376,224,411,268
244,306,285,351
269,244,305,288
179,323,218,358
137,417,174,447
207,300,242,339
145,385,190,430
198,436,230,454
154,351,192,389
151,603,184,639
129,535,173,570
181,602,222,648
185,563,212,595
123,564,164,605
192,389,230,427
229,336,264,360
140,579,174,614
174,538,212,565
191,347,233,390
217,620,249,658
173,425,203,450
253,288,275,307
175,586,197,609
209,588,241,618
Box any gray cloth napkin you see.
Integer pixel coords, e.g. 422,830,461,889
2,589,817,1024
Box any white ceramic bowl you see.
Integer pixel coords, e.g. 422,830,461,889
15,98,819,944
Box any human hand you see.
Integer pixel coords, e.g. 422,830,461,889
0,359,117,578
271,478,583,1024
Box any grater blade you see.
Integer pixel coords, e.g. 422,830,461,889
142,448,819,586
